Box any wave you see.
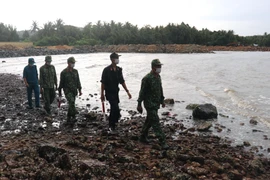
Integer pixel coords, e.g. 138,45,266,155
85,64,99,69
224,88,256,111
195,87,270,126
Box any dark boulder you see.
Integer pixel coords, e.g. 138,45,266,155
192,104,218,120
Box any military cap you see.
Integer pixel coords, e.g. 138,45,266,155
110,52,121,59
151,59,163,66
45,55,52,62
67,57,76,63
28,58,35,64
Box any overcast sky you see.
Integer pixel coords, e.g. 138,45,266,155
1,0,269,36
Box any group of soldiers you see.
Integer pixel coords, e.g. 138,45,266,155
23,53,169,149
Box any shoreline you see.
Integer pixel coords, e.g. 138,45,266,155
1,44,270,58
0,73,270,179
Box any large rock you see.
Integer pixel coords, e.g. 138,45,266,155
192,104,218,120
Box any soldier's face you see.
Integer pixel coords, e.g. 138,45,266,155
69,63,75,68
154,65,162,74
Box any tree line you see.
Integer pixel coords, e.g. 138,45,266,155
1,20,270,47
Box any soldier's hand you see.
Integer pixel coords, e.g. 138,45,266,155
101,94,105,102
40,87,43,94
127,92,132,99
79,91,82,96
137,105,143,114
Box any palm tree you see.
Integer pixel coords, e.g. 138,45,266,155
31,21,39,33
55,18,64,31
42,21,55,36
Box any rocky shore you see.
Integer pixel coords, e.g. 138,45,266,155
0,73,270,179
1,44,270,58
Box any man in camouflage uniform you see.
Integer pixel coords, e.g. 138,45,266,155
58,57,82,123
39,55,57,115
137,59,169,149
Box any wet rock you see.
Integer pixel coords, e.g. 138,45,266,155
37,144,66,163
164,98,174,104
243,141,251,146
162,111,170,116
250,118,258,125
186,103,199,110
228,169,243,180
196,121,212,131
184,163,209,176
78,159,108,176
252,129,263,133
116,155,135,163
128,110,137,116
249,159,265,175
219,113,229,118
85,111,98,120
192,104,218,119
56,153,72,170
92,106,99,110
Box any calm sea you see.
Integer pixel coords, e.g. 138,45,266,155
1,52,270,155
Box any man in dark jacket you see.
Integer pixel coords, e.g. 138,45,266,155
137,59,169,149
101,52,132,131
23,58,40,109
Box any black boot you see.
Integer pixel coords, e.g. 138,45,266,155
160,142,169,150
139,135,150,144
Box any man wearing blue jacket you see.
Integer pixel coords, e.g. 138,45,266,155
23,58,40,109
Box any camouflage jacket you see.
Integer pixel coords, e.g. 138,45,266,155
39,64,57,88
137,71,165,110
59,68,82,96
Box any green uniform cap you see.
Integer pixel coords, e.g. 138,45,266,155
45,55,52,62
67,57,76,63
151,59,163,66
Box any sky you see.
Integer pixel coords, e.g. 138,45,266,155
1,0,270,36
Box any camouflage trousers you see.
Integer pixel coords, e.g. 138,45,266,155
141,109,165,143
65,92,77,118
43,88,55,114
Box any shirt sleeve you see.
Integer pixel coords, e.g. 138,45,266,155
23,67,27,78
53,66,57,85
39,67,43,87
100,68,107,84
137,77,147,104
35,65,38,82
118,67,125,84
77,70,82,90
160,78,165,104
